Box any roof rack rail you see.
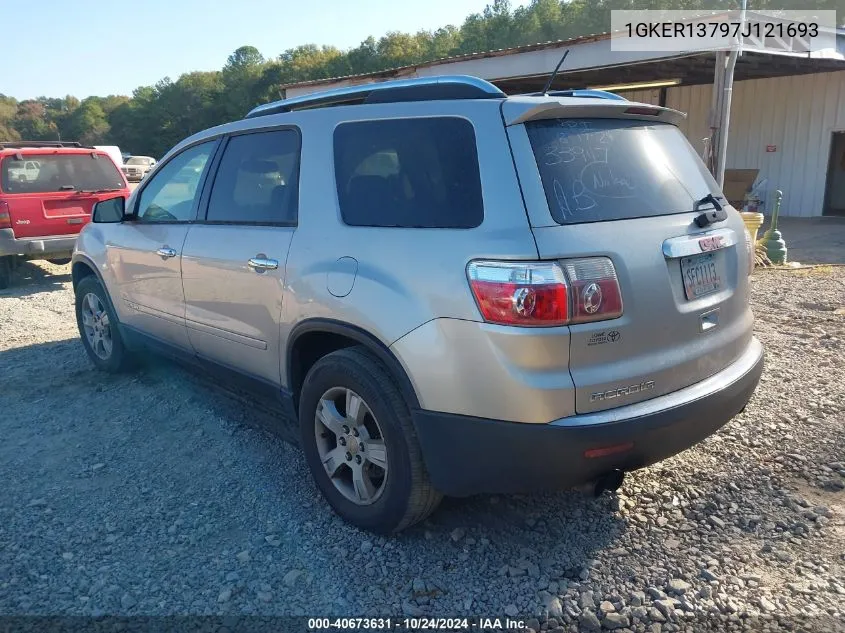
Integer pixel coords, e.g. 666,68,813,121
246,75,506,119
0,141,87,150
526,89,628,102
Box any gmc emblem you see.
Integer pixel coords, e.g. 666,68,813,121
698,235,725,252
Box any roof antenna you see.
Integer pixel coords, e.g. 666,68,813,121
542,49,570,95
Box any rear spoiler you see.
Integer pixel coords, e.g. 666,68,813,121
502,97,686,127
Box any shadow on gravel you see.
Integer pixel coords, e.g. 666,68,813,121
1,337,628,615
0,339,85,387
421,487,626,564
0,260,72,297
164,350,629,572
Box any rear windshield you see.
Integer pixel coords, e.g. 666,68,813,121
1,153,124,194
525,118,721,225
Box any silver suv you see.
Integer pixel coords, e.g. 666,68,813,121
72,76,764,533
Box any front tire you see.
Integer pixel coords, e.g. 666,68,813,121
74,276,133,372
299,347,441,533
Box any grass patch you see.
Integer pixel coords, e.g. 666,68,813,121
786,264,838,276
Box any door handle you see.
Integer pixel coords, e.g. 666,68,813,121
156,247,177,259
247,257,279,272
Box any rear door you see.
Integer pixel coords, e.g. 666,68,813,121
0,152,127,238
507,110,754,414
181,128,300,384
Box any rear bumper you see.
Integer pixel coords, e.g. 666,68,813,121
0,228,78,258
412,337,764,496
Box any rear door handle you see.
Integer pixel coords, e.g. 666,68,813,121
156,247,177,259
247,257,279,272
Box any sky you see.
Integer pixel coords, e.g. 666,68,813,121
3,0,531,101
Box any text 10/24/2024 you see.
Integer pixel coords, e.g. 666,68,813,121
307,617,528,630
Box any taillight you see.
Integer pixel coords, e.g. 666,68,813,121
467,261,569,326
560,257,624,323
467,257,622,327
0,200,11,229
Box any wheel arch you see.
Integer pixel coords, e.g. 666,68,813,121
286,319,420,413
71,256,120,320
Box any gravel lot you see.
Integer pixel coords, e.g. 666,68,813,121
1,261,843,631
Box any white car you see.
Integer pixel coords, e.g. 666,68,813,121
7,160,40,182
94,145,124,170
121,156,156,182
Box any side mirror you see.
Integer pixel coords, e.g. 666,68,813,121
92,196,126,223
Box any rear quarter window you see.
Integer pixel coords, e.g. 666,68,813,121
525,118,721,225
333,117,483,228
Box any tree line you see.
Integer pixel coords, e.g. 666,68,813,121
1,0,838,157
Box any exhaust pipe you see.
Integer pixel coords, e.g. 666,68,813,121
592,469,625,497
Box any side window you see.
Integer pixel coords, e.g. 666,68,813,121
333,117,483,229
136,142,214,223
205,130,300,224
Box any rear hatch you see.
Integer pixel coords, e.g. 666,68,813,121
505,100,754,414
0,151,127,238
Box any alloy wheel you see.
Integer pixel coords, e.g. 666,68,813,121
80,293,113,360
314,387,388,505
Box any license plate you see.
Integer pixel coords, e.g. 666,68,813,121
681,252,722,299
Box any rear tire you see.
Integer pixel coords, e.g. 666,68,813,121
74,276,133,372
0,257,11,289
47,257,72,265
299,346,442,533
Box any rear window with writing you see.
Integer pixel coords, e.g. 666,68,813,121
525,119,721,225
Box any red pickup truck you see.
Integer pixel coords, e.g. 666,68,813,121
0,141,131,289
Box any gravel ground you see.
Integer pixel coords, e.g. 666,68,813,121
0,260,843,632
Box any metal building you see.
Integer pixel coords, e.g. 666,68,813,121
281,16,845,218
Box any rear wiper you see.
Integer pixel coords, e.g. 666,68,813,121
76,187,123,194
694,193,727,227
58,185,76,191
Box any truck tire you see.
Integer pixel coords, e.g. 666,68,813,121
0,257,12,289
